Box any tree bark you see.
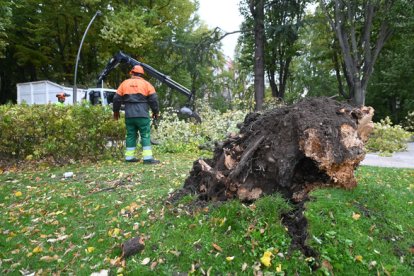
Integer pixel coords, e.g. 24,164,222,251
250,0,265,111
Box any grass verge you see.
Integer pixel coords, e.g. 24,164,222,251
0,153,413,275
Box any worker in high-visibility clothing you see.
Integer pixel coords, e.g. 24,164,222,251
113,65,160,164
56,93,70,106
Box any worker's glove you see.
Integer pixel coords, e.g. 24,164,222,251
113,112,120,121
152,113,159,120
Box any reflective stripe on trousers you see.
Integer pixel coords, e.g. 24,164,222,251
142,146,153,160
125,147,136,161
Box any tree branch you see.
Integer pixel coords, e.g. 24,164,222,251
346,0,360,73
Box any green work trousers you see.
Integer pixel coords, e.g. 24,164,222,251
125,117,151,148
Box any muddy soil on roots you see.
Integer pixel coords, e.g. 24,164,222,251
168,97,374,260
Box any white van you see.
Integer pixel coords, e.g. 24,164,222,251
85,88,117,106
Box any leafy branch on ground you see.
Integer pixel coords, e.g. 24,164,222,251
366,116,412,156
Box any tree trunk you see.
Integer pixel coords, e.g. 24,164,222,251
352,80,365,106
268,69,278,97
320,0,394,107
250,0,265,111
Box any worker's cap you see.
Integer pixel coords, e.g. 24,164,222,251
130,65,144,75
56,93,71,99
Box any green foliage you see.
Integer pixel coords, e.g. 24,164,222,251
154,104,248,153
0,103,124,162
366,117,411,156
366,11,414,124
262,96,285,110
0,0,12,57
264,0,310,99
403,111,414,132
0,0,224,107
100,8,157,50
0,101,248,162
290,10,339,100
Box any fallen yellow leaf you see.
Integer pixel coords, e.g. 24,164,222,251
33,246,43,253
260,251,273,267
15,191,22,197
355,255,363,262
352,212,361,220
226,256,235,261
87,247,95,253
108,228,121,237
276,263,282,272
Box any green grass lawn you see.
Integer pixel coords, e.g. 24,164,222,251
0,153,413,275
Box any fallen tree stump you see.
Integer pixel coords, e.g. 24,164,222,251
169,97,374,260
177,97,374,203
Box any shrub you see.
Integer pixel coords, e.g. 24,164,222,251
153,104,248,153
366,117,411,155
403,111,414,132
0,102,250,162
0,103,125,162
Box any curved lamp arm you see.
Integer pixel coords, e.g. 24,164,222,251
73,10,102,104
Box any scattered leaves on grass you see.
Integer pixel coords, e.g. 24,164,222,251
321,259,334,274
32,246,43,253
276,263,282,273
47,234,68,243
260,251,273,267
212,243,223,252
90,269,110,276
40,255,59,262
355,255,363,262
150,261,158,270
169,250,181,257
141,257,151,265
108,228,121,237
352,212,361,220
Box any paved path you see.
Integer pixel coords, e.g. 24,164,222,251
361,142,414,169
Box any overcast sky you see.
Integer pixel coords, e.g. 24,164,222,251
197,0,243,59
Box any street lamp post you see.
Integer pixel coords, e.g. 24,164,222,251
73,10,102,104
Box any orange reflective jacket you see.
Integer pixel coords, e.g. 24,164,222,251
113,76,159,118
116,77,155,97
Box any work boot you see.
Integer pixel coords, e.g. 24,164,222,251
143,159,160,165
150,138,160,145
125,157,140,163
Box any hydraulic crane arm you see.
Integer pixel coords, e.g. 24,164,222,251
97,51,193,101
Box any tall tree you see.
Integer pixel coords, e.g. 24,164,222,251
0,0,13,58
248,0,265,111
290,9,341,102
0,0,106,100
366,2,414,123
265,0,308,100
319,0,399,106
100,0,225,109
